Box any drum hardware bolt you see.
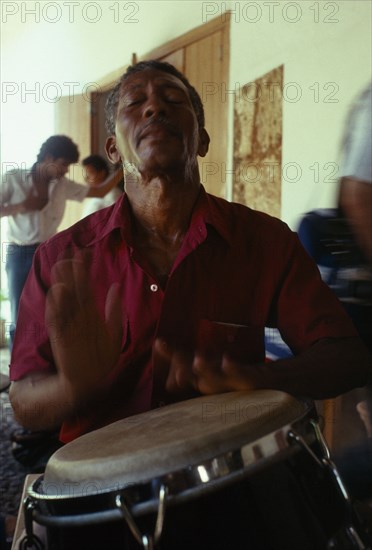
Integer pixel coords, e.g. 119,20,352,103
323,461,367,550
327,526,367,550
287,429,323,468
141,535,152,550
154,484,167,541
310,418,331,460
305,422,352,507
19,497,44,550
115,484,168,549
344,526,369,550
288,429,368,549
288,428,350,502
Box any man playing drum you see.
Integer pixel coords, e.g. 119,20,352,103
8,60,372,445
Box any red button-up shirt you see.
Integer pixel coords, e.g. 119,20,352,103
10,187,356,441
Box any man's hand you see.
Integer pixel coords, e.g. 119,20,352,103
154,338,257,396
0,189,48,217
154,334,372,400
10,256,123,432
22,191,49,212
45,255,123,402
0,191,48,217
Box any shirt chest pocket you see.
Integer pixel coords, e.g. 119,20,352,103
197,318,265,364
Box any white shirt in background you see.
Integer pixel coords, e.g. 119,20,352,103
81,187,123,218
1,168,88,245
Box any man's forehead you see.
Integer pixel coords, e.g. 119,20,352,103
120,69,188,93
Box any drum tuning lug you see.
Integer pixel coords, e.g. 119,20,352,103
141,534,154,550
115,484,168,549
115,494,144,546
19,497,44,549
310,418,331,460
154,484,167,543
24,497,35,537
287,429,323,468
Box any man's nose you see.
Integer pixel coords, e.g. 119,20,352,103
143,94,167,119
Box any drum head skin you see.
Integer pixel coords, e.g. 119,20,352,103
44,390,307,496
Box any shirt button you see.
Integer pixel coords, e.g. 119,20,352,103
150,284,158,292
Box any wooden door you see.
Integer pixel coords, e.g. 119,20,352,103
184,30,228,197
54,94,90,230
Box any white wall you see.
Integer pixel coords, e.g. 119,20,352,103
229,0,371,229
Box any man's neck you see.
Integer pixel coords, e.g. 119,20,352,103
125,174,201,287
126,174,201,242
32,162,53,186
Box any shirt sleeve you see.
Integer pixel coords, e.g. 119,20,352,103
1,172,16,204
272,231,358,354
63,177,89,202
9,245,54,380
340,84,372,182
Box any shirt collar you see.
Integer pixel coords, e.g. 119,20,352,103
87,186,235,247
191,185,235,246
82,193,130,246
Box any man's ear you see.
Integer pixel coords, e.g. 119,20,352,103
197,128,210,158
105,136,122,164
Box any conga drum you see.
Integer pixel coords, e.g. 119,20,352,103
20,391,368,549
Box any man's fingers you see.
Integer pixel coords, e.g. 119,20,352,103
72,256,93,306
50,257,93,306
153,339,174,368
50,258,76,287
163,346,195,392
45,282,74,344
174,352,195,390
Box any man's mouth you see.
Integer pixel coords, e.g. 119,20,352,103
137,119,181,146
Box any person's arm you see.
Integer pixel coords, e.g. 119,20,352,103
9,370,76,431
9,256,123,431
0,191,48,217
195,336,371,399
338,85,372,264
339,177,372,266
0,203,26,217
154,335,372,400
86,169,123,198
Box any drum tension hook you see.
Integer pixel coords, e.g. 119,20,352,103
19,497,44,550
288,427,367,550
115,484,168,549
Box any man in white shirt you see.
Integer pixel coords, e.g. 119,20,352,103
1,134,120,346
